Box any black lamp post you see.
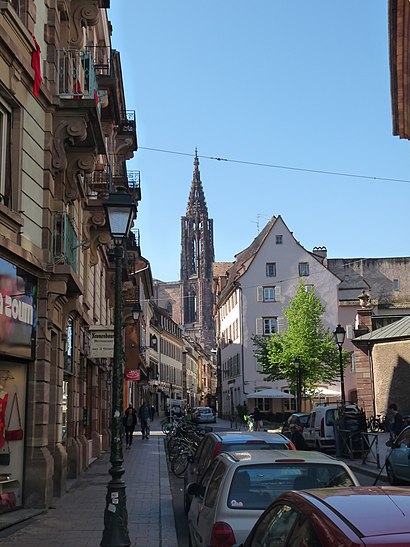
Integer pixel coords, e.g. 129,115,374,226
101,188,135,547
333,324,346,406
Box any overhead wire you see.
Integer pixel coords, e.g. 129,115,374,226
139,146,410,185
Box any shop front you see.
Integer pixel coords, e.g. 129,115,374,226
0,257,36,514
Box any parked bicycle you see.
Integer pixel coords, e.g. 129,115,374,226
367,413,386,433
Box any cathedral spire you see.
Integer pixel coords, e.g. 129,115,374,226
187,149,207,215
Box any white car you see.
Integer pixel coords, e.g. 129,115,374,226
187,449,360,546
193,406,216,423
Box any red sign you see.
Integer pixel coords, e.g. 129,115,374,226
125,369,140,381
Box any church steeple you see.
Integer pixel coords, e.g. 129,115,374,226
186,148,208,216
180,150,215,349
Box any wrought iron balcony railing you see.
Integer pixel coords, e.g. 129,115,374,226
86,163,112,199
128,171,141,202
118,111,136,134
87,46,112,77
52,212,79,272
56,48,99,102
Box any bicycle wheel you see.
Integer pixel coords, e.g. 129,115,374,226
162,421,173,434
172,450,190,477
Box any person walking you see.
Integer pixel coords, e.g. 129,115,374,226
253,406,262,431
123,403,137,449
388,403,403,442
138,401,151,439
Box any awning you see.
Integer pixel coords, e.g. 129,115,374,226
314,387,340,397
246,388,294,399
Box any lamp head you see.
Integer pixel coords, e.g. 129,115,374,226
334,324,346,346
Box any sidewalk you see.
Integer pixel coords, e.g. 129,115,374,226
0,419,177,546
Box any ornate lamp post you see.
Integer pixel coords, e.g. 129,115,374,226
101,188,135,547
333,324,346,406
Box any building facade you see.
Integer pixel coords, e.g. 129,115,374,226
0,0,139,513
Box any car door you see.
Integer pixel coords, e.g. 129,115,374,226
187,435,214,486
389,428,410,482
188,460,224,546
195,461,227,546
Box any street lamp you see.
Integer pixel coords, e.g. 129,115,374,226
333,324,346,406
101,188,136,547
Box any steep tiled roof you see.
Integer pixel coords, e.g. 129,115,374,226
212,262,234,278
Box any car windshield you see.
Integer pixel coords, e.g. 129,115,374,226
222,442,290,451
227,463,355,510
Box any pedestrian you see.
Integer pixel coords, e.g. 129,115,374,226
253,406,262,431
123,403,137,449
138,400,151,439
388,403,403,442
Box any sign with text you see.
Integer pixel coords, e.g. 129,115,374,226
89,326,114,358
0,257,37,359
125,369,140,381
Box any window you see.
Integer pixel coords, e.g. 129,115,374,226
264,287,275,301
298,262,309,276
393,279,399,291
0,97,12,207
257,286,281,302
276,235,283,245
266,262,276,277
305,284,314,292
264,318,277,335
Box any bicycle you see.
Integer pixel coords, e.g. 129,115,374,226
367,414,386,433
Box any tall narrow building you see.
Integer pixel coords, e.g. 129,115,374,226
180,150,215,349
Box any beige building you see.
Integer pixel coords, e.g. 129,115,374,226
0,1,139,512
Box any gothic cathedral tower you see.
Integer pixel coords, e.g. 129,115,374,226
180,150,215,350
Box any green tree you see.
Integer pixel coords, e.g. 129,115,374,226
253,281,344,409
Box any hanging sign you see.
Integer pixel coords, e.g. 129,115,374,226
89,326,114,358
125,369,140,381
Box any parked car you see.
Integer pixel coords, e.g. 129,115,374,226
239,486,410,546
386,425,410,485
192,406,216,424
186,450,359,546
183,431,295,513
303,403,360,451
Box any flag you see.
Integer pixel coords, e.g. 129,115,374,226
31,35,42,97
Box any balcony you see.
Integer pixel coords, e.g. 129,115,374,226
86,163,111,200
57,48,99,102
55,48,105,153
128,171,142,203
52,212,79,272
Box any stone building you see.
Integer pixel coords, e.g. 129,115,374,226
0,0,139,512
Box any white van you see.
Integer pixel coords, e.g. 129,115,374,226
303,404,359,451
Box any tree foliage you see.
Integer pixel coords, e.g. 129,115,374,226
253,282,344,395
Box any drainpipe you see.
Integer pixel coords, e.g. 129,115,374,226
367,341,376,418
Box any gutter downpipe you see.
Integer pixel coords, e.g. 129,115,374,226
238,284,247,401
368,341,376,419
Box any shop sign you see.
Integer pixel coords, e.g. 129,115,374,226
89,326,114,358
0,258,36,359
125,369,140,381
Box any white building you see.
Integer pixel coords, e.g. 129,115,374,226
215,216,340,418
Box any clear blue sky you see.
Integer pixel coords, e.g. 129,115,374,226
108,2,410,282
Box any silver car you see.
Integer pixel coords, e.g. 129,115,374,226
187,450,360,546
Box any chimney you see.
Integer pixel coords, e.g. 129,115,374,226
312,246,327,262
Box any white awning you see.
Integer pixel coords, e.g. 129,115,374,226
314,387,340,397
246,388,294,399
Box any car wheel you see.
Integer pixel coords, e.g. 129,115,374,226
386,461,399,485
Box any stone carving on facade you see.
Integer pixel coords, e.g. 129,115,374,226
69,0,99,49
65,152,95,201
52,118,88,173
358,289,372,309
82,210,111,266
